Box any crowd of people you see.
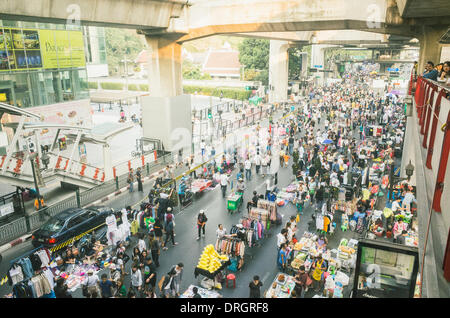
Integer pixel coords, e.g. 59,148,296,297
47,64,417,299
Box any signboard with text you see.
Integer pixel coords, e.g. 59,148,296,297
0,27,85,72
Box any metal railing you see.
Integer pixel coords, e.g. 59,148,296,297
0,217,28,245
2,153,173,243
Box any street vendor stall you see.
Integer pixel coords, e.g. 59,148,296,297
190,179,213,194
227,192,243,214
194,244,231,290
264,273,296,298
180,285,222,298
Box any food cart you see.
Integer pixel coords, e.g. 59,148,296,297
227,192,243,214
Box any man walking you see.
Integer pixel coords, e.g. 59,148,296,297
162,212,178,250
220,171,229,198
245,157,252,181
128,168,135,193
197,210,208,240
136,167,143,192
255,152,261,175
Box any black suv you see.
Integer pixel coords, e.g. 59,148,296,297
31,206,114,249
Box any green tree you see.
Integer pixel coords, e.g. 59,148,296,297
288,47,302,80
105,28,145,76
182,60,212,80
238,38,269,70
238,38,270,86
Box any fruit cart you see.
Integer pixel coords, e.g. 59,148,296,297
227,192,243,214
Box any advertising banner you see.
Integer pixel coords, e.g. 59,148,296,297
0,27,85,71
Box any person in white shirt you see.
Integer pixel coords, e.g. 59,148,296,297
244,158,252,181
216,224,228,239
220,172,229,198
277,229,288,250
391,198,403,212
402,189,417,212
254,153,262,175
83,269,100,298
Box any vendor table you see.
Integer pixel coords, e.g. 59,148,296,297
180,285,222,298
190,179,213,194
264,273,296,298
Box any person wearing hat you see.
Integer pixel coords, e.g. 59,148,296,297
83,269,100,298
109,263,121,294
197,210,208,240
162,211,178,250
236,177,245,195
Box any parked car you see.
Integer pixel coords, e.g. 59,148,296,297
31,206,114,249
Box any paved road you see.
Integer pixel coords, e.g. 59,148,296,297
0,102,364,298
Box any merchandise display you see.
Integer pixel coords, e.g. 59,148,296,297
190,179,212,194
180,285,222,298
196,244,229,273
265,273,296,298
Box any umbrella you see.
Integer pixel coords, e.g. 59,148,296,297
322,139,333,145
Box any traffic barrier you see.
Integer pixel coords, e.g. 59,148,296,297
55,156,62,169
93,168,99,180
80,164,87,176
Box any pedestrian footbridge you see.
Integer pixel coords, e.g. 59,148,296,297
0,103,160,189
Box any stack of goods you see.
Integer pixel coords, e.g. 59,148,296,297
337,239,358,269
196,245,229,274
290,252,308,270
276,191,296,205
191,179,213,193
405,231,418,247
58,264,99,292
284,183,298,193
265,273,296,298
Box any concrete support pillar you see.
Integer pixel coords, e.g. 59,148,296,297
300,52,308,78
146,36,183,97
142,36,192,153
417,26,447,76
269,40,289,103
310,44,336,86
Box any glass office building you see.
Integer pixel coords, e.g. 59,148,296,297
0,20,90,108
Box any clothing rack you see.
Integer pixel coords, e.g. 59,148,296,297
256,199,277,222
9,245,45,266
215,237,246,260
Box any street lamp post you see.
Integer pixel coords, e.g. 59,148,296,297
121,56,132,92
29,152,41,210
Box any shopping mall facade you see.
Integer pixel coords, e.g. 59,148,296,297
0,20,107,153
